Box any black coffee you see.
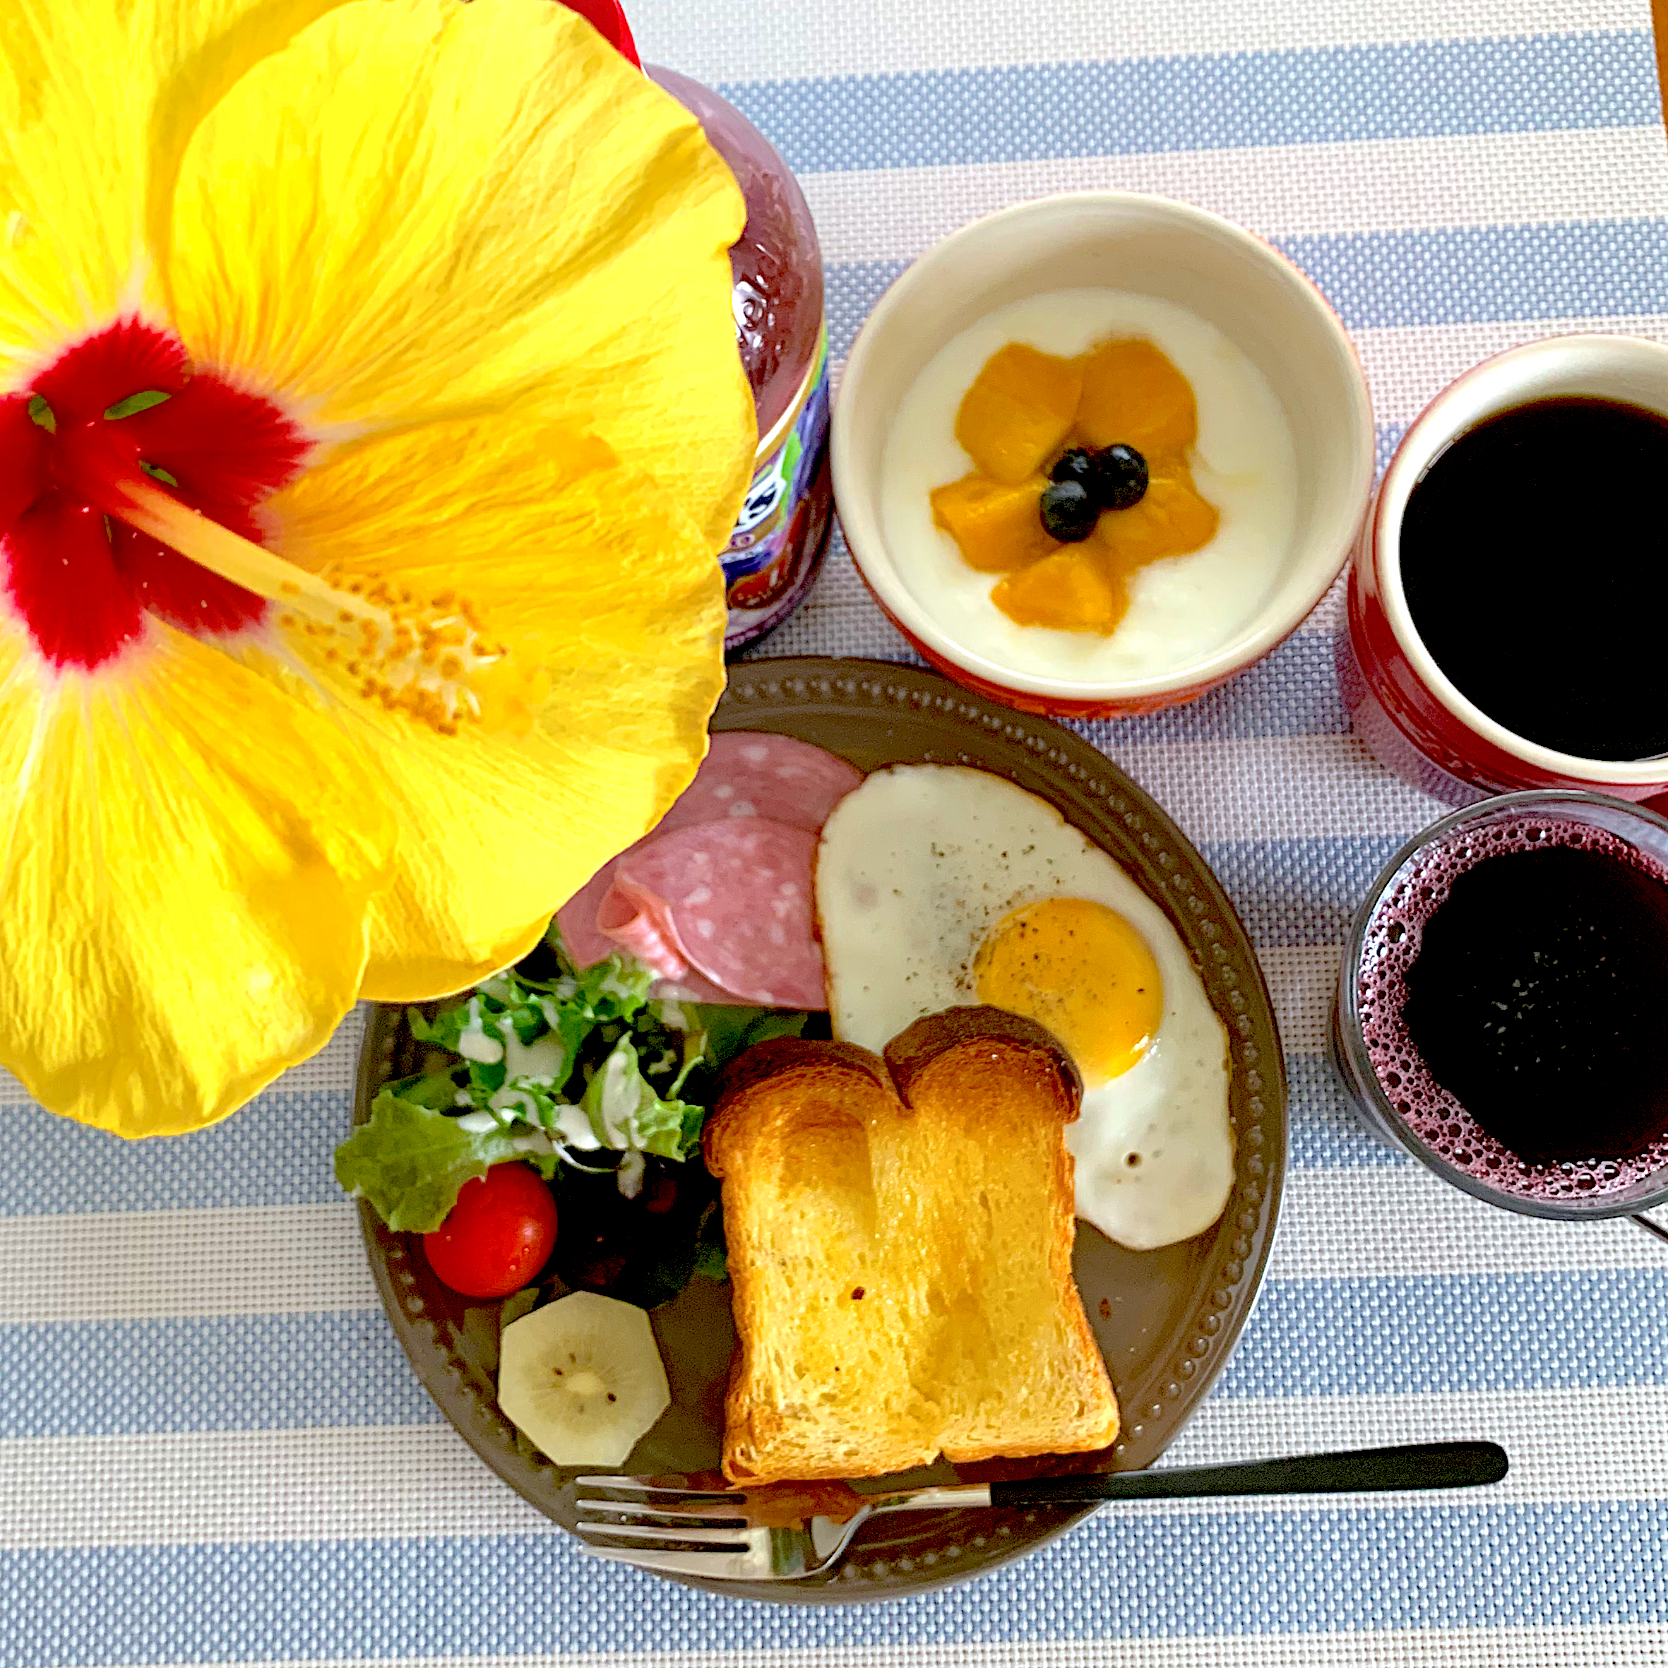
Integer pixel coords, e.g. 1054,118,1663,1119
1400,397,1668,762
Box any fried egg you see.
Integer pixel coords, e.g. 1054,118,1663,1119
815,764,1232,1250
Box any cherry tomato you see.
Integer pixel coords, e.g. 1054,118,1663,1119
423,1164,558,1298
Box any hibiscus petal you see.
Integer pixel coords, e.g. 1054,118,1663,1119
0,1,358,379
267,411,725,999
0,3,142,365
115,372,311,511
163,0,753,548
0,394,48,527
110,523,270,641
29,318,191,422
0,622,393,1134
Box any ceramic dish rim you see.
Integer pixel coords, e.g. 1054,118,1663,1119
352,654,1288,1604
831,190,1375,704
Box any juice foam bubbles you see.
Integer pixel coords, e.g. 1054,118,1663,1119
1358,817,1668,1202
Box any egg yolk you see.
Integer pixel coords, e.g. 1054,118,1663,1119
973,897,1162,1086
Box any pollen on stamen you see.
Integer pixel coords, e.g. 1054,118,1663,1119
290,570,540,738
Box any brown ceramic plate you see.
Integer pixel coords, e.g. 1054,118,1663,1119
354,655,1286,1604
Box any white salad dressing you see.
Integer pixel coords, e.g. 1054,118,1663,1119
593,1044,646,1149
502,1031,564,1082
549,1102,603,1151
880,287,1300,682
615,1149,647,1199
418,965,701,1210
455,1021,504,1065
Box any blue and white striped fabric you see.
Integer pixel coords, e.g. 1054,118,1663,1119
5,2,1667,1662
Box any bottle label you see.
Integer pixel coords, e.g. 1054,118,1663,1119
721,328,832,650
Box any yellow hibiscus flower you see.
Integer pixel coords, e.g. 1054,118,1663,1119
0,0,754,1135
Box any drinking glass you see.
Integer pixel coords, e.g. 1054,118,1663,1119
1332,790,1668,1241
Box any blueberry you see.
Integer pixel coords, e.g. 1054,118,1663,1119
1049,447,1097,488
1039,479,1098,542
1092,444,1149,510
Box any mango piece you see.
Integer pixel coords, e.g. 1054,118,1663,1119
992,549,1130,635
1093,466,1220,570
1077,338,1198,455
931,471,1060,572
954,344,1083,485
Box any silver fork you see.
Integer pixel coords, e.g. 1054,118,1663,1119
575,1439,1508,1581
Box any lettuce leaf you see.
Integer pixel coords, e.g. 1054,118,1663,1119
688,1004,809,1069
410,953,654,1062
334,1090,551,1232
579,1037,705,1161
340,930,812,1231
383,1068,468,1111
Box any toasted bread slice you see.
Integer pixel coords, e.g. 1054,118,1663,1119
704,1007,1119,1484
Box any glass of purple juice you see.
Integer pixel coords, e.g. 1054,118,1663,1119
1333,791,1668,1238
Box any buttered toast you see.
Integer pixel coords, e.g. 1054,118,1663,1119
703,1007,1120,1484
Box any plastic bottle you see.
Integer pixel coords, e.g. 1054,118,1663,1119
556,2,833,651
647,66,832,653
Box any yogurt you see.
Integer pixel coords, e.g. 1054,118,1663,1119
880,288,1300,683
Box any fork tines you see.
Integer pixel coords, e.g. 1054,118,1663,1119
574,1476,750,1524
574,1476,744,1504
572,1475,760,1565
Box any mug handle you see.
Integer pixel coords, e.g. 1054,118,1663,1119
1632,1212,1668,1248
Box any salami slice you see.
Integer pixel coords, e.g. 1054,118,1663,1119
651,968,740,1006
592,875,690,982
556,733,861,985
608,820,826,1009
555,859,622,970
667,732,863,833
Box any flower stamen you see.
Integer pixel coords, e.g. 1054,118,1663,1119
111,473,543,736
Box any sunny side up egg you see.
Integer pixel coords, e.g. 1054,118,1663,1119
815,765,1233,1251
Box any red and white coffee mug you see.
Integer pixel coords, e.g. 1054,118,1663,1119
1342,333,1668,810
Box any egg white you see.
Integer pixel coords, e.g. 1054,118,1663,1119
815,764,1233,1250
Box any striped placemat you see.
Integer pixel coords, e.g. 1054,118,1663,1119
4,2,1666,1663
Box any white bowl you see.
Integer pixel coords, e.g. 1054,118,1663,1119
832,192,1376,717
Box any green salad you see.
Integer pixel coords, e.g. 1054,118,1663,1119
335,926,806,1236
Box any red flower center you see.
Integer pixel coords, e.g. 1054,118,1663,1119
0,319,308,670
